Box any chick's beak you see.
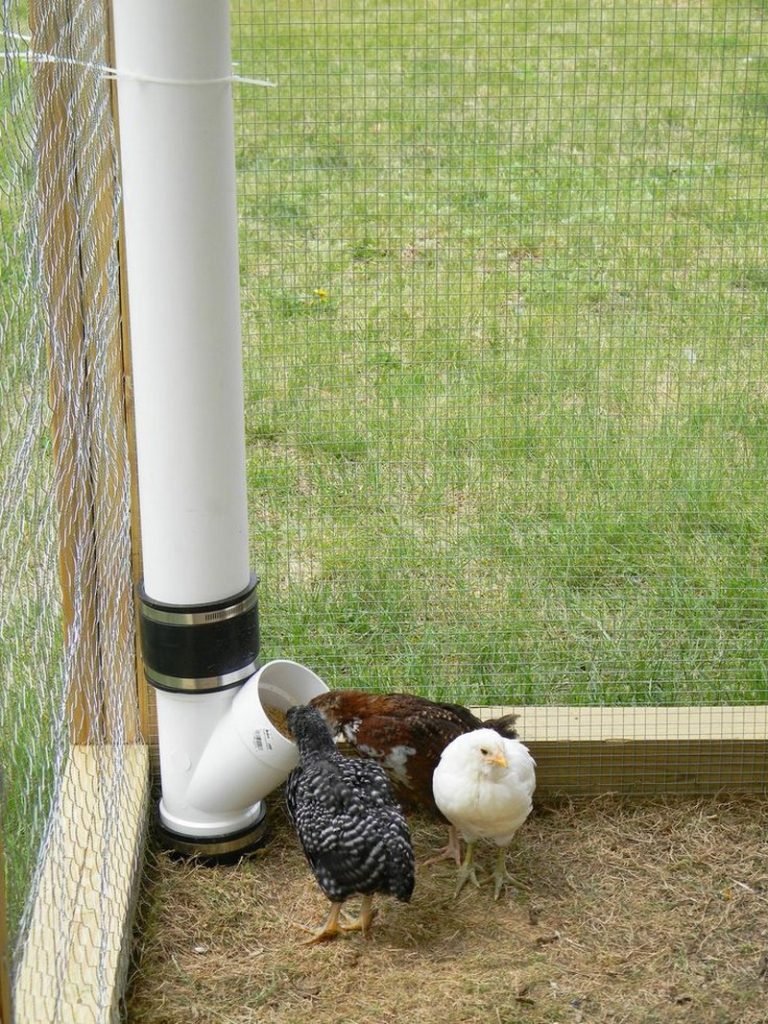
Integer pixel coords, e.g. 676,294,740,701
486,751,508,769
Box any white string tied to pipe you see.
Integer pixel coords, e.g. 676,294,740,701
1,34,275,88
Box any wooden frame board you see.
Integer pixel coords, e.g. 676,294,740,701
142,701,768,796
471,705,768,796
13,745,149,1024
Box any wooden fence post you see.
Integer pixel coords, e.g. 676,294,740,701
11,4,150,1018
30,0,100,745
30,0,141,746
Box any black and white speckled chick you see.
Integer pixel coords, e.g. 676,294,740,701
285,704,415,943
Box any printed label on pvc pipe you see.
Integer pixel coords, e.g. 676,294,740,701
250,727,277,754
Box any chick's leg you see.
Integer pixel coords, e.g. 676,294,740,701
339,893,376,938
301,901,345,944
422,825,462,867
454,840,480,897
492,845,514,900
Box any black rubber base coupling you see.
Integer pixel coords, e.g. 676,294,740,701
153,803,269,865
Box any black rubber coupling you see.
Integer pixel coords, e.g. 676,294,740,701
137,574,260,693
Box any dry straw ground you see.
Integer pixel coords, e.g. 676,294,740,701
126,795,768,1024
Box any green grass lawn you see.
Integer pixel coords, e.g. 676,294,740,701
231,0,768,705
1,4,71,949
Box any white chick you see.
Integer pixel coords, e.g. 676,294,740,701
432,727,536,899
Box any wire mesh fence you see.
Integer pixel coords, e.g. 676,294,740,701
1,0,767,1019
0,1,144,1020
231,0,768,713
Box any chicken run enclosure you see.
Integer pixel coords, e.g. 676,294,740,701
1,0,768,1020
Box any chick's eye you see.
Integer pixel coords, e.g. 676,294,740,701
480,747,488,755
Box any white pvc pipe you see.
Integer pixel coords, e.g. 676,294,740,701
112,0,248,606
112,0,260,840
186,660,328,814
155,662,329,837
154,688,252,837
112,4,332,844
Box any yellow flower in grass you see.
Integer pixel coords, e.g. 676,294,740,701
313,288,329,301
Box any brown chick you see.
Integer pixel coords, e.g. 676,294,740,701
309,690,519,865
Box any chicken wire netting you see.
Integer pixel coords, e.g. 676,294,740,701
230,0,768,773
0,1,143,1020
1,0,768,1014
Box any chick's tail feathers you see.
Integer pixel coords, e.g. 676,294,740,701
481,712,519,739
389,834,416,902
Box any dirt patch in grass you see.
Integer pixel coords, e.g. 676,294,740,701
125,795,768,1024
